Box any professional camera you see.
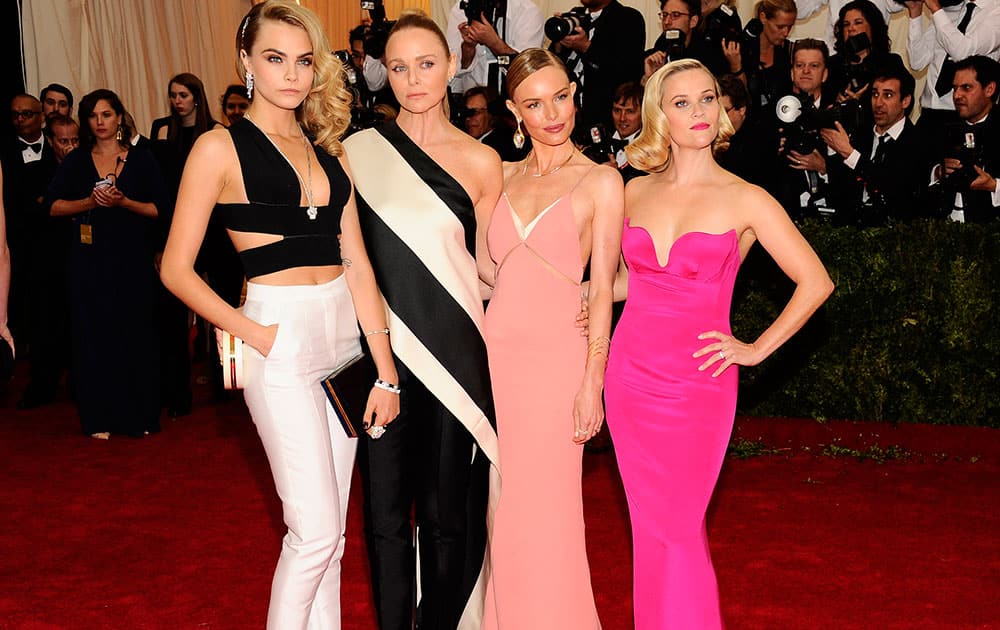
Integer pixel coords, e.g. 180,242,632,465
460,0,507,27
360,0,394,60
841,59,874,94
939,126,985,191
334,51,360,87
775,93,863,156
739,18,764,42
699,4,741,50
545,7,593,43
655,29,686,59
842,32,871,63
581,124,614,163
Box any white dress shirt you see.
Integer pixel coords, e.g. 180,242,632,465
908,0,1000,111
612,128,640,168
446,0,544,93
363,54,388,92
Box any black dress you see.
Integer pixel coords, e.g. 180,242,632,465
45,146,167,437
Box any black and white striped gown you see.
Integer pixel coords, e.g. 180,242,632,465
344,121,499,630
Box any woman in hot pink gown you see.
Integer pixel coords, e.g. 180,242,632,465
482,49,623,630
604,59,834,630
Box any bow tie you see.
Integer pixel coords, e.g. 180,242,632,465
609,137,629,154
22,141,42,153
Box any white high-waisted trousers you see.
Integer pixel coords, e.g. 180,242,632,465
242,276,361,630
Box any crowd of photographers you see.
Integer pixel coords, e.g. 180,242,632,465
340,0,999,226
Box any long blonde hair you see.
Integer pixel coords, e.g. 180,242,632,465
236,0,352,156
625,59,735,173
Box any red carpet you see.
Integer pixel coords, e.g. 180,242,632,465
1,382,997,629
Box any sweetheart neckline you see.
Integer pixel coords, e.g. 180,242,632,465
625,219,737,269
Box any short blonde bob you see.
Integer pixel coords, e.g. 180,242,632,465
625,59,735,173
237,0,352,156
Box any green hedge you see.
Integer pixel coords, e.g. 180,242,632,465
732,220,1000,427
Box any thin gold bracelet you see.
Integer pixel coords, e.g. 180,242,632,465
364,328,390,337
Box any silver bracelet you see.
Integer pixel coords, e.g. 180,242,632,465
364,328,390,337
373,379,401,394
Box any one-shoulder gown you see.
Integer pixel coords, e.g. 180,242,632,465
604,220,741,629
482,187,602,630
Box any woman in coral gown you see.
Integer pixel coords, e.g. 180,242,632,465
604,59,834,630
482,49,623,630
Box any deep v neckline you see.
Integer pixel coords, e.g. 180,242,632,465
504,192,565,240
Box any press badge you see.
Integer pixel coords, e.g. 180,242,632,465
80,224,93,244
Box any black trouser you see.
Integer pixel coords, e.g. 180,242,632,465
358,358,490,630
156,283,191,413
23,226,71,401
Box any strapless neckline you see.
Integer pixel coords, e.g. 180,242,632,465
625,218,737,269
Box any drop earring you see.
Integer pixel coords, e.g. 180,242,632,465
246,72,254,99
116,125,123,142
513,120,525,150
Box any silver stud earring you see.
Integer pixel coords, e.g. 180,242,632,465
246,72,254,99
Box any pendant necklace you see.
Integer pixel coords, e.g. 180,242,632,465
523,148,576,178
245,114,318,220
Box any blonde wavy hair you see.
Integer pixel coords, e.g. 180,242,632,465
625,59,735,173
236,0,352,156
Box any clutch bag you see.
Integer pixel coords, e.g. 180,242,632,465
221,330,245,390
321,352,377,438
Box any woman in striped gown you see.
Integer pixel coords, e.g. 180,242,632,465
342,11,503,630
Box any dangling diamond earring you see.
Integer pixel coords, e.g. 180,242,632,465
246,72,254,99
513,120,525,149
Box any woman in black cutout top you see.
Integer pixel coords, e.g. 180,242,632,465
160,2,397,628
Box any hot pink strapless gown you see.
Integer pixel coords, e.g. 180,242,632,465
482,192,601,630
604,219,741,630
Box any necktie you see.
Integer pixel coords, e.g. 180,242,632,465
935,2,976,96
957,1,975,33
872,134,889,165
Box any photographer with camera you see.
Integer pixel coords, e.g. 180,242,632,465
643,0,742,82
770,39,841,218
827,1,905,112
742,0,797,114
797,0,903,49
822,60,933,224
929,55,999,222
548,0,646,130
447,0,543,93
348,24,389,94
906,0,1000,151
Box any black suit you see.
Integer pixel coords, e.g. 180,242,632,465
1,138,68,402
941,113,1000,224
553,0,645,130
827,118,934,225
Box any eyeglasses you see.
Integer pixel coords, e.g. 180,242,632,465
12,110,42,119
658,10,690,20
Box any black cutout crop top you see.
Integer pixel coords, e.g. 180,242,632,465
214,117,350,279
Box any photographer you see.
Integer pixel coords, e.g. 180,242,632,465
770,39,839,218
349,24,389,94
827,0,905,113
742,0,797,114
796,0,903,49
446,0,544,93
822,61,933,224
930,55,999,223
906,0,1000,150
643,0,741,81
548,0,646,129
717,74,771,185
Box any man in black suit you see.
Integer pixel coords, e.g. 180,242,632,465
1,94,60,407
550,0,646,132
642,0,740,82
770,39,838,219
822,60,933,225
929,55,999,223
